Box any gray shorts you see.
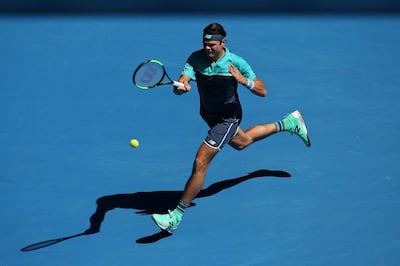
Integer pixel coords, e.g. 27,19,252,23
203,118,240,150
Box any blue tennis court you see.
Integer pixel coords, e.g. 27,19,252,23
1,14,399,265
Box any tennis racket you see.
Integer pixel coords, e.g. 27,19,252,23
132,59,184,89
20,232,86,252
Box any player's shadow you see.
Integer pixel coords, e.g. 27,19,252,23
83,169,291,243
20,169,291,251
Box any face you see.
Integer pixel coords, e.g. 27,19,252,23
203,39,225,60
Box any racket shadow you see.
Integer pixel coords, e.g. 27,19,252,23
20,232,88,252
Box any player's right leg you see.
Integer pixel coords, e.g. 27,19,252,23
152,143,218,233
152,119,238,233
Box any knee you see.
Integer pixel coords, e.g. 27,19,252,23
231,144,246,151
230,140,251,151
191,144,219,174
230,133,252,151
193,156,209,172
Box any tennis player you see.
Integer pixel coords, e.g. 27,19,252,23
152,22,311,233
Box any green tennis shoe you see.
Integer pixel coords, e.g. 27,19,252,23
152,210,182,233
283,110,311,147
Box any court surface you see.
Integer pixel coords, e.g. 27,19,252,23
1,14,399,266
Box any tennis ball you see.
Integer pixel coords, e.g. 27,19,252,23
129,139,139,148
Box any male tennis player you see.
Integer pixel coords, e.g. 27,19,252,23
152,23,311,233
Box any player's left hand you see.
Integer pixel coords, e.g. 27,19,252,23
228,64,246,85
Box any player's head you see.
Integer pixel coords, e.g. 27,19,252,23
202,23,227,60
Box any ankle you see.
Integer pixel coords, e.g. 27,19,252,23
173,209,183,219
176,200,189,215
274,120,285,132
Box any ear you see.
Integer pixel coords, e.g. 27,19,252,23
221,39,227,47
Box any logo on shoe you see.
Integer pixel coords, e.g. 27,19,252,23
295,126,301,134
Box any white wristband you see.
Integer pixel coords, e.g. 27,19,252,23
245,78,255,91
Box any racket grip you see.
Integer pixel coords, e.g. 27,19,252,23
172,80,184,87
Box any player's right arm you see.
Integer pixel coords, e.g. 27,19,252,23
173,74,191,95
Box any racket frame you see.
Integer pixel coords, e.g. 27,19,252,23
20,232,86,252
132,59,183,89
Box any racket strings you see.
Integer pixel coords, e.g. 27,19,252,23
134,62,164,88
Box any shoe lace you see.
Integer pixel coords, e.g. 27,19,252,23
167,210,177,226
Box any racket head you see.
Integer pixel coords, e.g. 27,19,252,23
132,59,166,89
20,232,86,252
20,239,60,251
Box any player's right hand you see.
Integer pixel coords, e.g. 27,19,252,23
173,81,191,95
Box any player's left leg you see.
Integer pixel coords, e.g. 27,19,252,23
230,110,311,149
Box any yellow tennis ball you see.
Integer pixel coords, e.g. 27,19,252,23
129,139,139,148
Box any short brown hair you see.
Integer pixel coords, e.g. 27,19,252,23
203,23,227,37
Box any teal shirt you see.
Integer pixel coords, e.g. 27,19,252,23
182,48,256,80
182,48,256,125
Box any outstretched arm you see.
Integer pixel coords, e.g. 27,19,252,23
228,65,267,97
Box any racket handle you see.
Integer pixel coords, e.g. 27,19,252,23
172,80,184,87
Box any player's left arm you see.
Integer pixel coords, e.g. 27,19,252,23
228,64,267,97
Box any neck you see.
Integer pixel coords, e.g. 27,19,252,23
212,48,225,62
